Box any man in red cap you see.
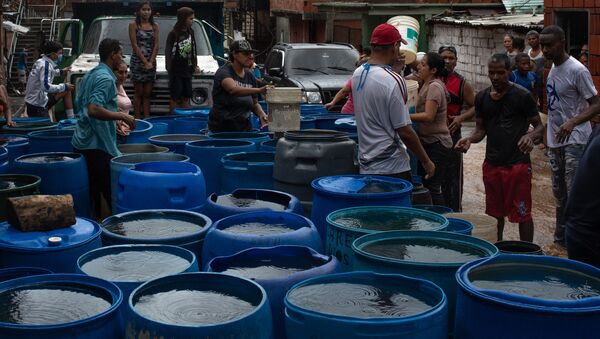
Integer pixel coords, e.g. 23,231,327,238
353,23,434,181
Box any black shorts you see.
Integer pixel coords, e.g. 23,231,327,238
169,75,192,100
26,95,59,117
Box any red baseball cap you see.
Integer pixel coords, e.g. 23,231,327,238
370,23,408,45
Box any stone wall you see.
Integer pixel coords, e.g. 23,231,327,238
427,23,529,92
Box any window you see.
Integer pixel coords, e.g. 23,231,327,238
265,50,283,72
554,11,589,58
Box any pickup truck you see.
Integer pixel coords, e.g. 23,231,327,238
59,16,219,114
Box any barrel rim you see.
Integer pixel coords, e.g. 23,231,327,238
0,273,123,329
327,206,448,234
205,189,297,211
445,217,475,234
312,175,413,198
130,161,200,174
206,244,337,281
27,129,75,138
352,230,498,267
185,139,255,148
0,217,102,253
0,134,29,145
221,151,275,164
149,134,208,143
117,143,170,154
101,209,212,243
456,255,600,312
77,244,197,283
284,270,447,323
128,271,269,328
110,153,190,165
211,210,314,237
0,174,42,193
208,131,270,139
132,119,152,132
493,240,543,254
283,129,350,141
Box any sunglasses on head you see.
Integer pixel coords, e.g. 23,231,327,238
438,45,457,55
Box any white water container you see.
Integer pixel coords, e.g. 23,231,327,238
387,16,420,65
446,212,498,243
406,80,419,109
265,87,302,132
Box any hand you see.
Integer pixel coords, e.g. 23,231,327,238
62,67,71,74
259,113,268,128
555,119,576,144
422,160,435,180
194,66,201,74
448,115,463,134
116,120,131,136
258,85,274,94
66,83,74,91
120,113,136,130
455,138,471,153
518,134,534,153
6,120,16,128
144,62,153,70
325,102,334,111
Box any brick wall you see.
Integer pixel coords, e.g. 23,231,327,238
545,2,600,90
428,23,528,91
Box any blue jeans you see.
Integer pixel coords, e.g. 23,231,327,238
548,144,585,244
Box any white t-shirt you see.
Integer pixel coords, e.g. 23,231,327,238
352,64,411,174
546,56,597,148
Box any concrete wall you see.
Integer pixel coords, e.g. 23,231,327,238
428,23,528,91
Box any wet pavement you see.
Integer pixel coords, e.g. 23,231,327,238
461,122,567,257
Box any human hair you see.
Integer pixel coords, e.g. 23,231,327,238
526,30,539,39
135,1,154,27
489,53,511,70
504,34,514,41
371,44,395,53
540,25,565,42
514,52,530,64
512,37,525,51
424,51,448,79
173,7,194,35
363,46,371,56
42,40,63,55
112,58,127,71
99,38,121,62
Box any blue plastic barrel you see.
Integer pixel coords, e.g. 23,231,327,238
0,174,41,221
300,116,316,129
185,139,255,195
2,121,58,134
334,116,357,133
259,139,277,152
110,153,188,213
284,271,448,339
101,209,212,261
13,152,90,217
220,152,275,194
27,129,74,153
327,206,448,270
116,161,205,213
57,118,78,130
208,245,342,339
314,114,354,130
125,119,153,144
127,272,273,338
201,211,323,268
145,116,179,134
0,274,123,338
148,134,207,154
352,230,498,333
117,143,169,154
2,117,50,124
311,175,413,243
209,131,270,150
0,217,102,273
173,107,211,116
446,217,473,235
77,244,199,302
455,254,600,339
173,116,208,134
413,204,453,214
300,104,328,115
0,147,7,174
148,122,169,137
0,134,28,170
0,267,52,283
203,188,304,222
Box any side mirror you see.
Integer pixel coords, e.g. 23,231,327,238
268,67,282,77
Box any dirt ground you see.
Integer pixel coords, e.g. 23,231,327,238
461,122,567,257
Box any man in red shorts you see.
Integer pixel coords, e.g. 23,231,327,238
455,53,543,242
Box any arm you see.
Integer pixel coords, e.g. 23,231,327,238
40,61,67,93
88,103,135,129
221,77,267,96
396,125,435,179
455,115,486,153
150,24,160,64
165,32,173,72
449,80,475,133
129,23,149,65
252,97,268,127
556,95,600,144
325,83,351,110
410,100,438,123
0,85,14,127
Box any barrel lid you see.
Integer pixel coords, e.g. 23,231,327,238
283,130,349,141
312,175,411,195
0,218,101,251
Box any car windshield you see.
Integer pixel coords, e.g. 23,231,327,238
285,48,359,75
82,17,212,56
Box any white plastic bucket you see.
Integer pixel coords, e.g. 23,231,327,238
387,16,420,65
265,87,302,132
406,80,419,109
446,213,497,243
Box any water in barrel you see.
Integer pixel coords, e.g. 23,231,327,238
224,222,296,235
470,264,600,300
361,238,489,264
334,209,442,231
0,283,111,324
80,250,191,282
215,194,286,211
105,218,203,239
19,155,76,164
134,289,257,325
221,255,319,280
287,280,436,318
0,179,25,190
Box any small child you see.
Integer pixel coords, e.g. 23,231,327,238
510,53,536,97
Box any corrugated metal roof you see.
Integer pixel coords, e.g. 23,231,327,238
502,0,544,14
430,13,544,30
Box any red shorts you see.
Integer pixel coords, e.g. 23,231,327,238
482,161,532,223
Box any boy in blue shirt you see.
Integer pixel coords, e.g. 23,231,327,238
510,53,537,102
